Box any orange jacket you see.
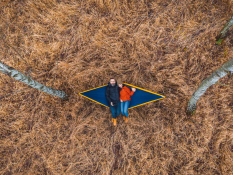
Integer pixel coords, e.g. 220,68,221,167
120,86,134,101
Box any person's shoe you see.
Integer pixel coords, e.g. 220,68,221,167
124,117,128,123
113,119,117,126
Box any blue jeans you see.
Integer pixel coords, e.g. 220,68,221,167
110,102,121,119
121,100,130,117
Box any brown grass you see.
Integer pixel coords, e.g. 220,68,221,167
0,0,233,174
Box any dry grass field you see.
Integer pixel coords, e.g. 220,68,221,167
0,0,233,174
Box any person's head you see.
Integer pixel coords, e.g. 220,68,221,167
117,78,123,88
109,78,116,86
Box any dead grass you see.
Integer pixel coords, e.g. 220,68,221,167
0,0,233,174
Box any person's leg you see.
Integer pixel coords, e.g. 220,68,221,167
110,106,117,126
116,101,121,117
110,106,116,119
123,101,130,117
120,101,124,116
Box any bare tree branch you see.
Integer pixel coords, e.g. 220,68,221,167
0,61,68,99
187,59,233,114
216,17,233,44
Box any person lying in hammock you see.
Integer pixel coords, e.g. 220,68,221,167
117,79,136,123
105,78,121,126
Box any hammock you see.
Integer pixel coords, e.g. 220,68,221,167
79,83,165,109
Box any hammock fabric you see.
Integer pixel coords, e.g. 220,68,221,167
79,83,165,109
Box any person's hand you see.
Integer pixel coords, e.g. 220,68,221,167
120,100,123,102
132,88,136,92
111,102,114,106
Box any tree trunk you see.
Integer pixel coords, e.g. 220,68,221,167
0,61,68,99
187,59,233,114
216,17,233,43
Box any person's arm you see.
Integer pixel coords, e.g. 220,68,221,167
119,87,123,102
127,86,135,96
130,89,135,96
105,86,112,104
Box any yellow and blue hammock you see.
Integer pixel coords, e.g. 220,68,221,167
79,83,165,109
